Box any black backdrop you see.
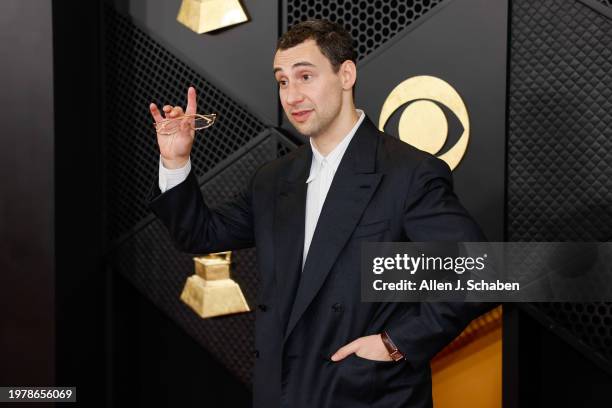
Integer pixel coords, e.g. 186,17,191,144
1,0,611,407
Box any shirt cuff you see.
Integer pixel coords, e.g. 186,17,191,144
159,156,191,193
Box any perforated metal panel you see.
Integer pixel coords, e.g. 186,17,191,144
104,6,266,240
286,0,445,61
111,131,296,386
507,0,612,371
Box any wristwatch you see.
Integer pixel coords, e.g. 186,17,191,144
381,331,405,361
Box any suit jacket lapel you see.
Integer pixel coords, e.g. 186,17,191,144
283,117,384,343
274,146,311,333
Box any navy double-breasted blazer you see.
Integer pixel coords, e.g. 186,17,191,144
149,116,493,408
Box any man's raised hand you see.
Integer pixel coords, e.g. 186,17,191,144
150,86,198,169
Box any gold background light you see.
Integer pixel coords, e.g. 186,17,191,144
379,75,470,170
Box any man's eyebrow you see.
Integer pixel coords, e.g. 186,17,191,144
273,61,317,74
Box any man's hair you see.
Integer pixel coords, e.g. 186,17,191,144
276,20,357,73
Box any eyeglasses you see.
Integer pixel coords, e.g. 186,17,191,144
154,113,217,135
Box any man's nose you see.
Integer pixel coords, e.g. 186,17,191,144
285,83,304,106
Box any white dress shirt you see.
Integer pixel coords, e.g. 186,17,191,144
158,109,366,270
302,109,365,268
158,156,192,193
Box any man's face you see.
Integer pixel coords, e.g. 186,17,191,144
273,39,344,137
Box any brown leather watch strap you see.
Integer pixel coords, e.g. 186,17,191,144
381,331,404,361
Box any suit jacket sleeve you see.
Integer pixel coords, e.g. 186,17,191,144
147,166,256,254
385,155,496,369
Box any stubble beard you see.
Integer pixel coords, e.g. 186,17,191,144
296,103,342,140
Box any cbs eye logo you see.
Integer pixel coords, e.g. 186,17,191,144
378,75,470,170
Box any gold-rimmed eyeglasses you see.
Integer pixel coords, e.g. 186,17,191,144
154,113,217,136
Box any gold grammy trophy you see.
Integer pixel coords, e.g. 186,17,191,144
177,0,248,34
180,251,250,318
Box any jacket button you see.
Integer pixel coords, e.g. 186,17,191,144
332,303,343,312
253,350,259,358
258,304,268,312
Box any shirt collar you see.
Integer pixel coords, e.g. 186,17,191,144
307,109,365,183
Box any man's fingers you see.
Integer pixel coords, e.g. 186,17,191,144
157,88,196,120
169,106,184,118
149,103,164,123
160,105,172,119
331,339,360,362
186,86,197,115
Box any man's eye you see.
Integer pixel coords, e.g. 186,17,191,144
302,74,311,81
278,80,287,86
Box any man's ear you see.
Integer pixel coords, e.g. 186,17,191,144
339,60,357,91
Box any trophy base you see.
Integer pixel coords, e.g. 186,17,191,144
180,274,250,318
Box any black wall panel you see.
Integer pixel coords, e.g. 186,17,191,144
356,0,508,241
110,131,296,386
508,0,612,243
103,2,291,398
507,0,612,380
105,6,266,240
110,271,252,407
52,1,110,405
108,0,280,125
285,0,446,61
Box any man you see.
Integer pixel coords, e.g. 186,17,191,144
148,20,491,408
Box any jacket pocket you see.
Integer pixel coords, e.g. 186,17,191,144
352,219,390,239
